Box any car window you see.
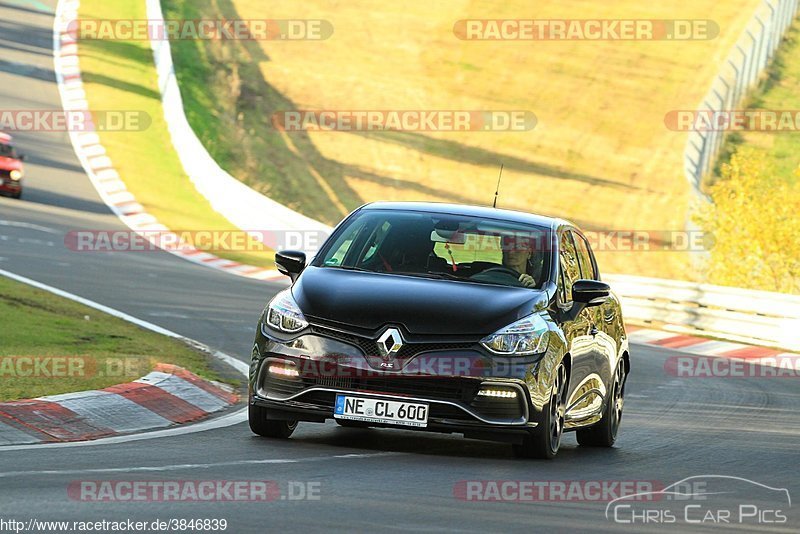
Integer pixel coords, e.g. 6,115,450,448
360,221,392,263
558,264,568,304
322,219,368,267
559,231,581,302
314,209,551,289
0,144,17,159
572,231,597,280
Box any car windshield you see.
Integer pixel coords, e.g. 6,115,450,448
315,209,551,289
0,143,17,159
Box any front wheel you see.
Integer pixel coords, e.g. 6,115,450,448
577,359,626,447
249,404,297,438
512,362,567,459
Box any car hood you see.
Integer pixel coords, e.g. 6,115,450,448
292,266,550,336
0,156,22,172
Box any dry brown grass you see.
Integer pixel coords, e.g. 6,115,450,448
167,0,762,278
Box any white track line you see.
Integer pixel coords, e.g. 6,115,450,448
51,0,286,283
0,220,60,234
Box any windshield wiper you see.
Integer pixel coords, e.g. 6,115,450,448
395,270,491,285
426,270,507,286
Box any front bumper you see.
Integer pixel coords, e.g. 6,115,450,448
0,179,21,194
251,324,548,443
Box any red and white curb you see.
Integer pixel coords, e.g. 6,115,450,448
52,0,285,283
628,326,799,370
0,364,238,446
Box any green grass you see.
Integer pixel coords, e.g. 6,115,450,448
715,20,800,186
162,0,762,281
76,0,274,268
0,275,223,401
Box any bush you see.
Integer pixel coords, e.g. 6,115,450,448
698,148,800,294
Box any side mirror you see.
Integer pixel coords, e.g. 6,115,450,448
275,250,306,282
572,279,610,307
17,154,24,161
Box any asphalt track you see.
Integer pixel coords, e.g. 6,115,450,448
0,1,798,532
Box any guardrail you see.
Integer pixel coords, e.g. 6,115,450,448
146,0,332,252
685,0,800,194
605,274,800,352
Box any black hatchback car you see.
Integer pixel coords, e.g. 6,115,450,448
249,202,630,459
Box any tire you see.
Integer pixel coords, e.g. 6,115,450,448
11,190,21,199
577,359,626,447
248,404,297,438
512,362,567,459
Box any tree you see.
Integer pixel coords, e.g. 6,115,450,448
698,148,800,294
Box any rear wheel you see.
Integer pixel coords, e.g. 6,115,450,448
11,190,21,199
577,359,626,447
512,363,567,459
248,404,297,438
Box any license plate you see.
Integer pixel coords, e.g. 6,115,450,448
334,395,428,427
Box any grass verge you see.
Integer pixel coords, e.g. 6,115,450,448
715,20,800,183
0,275,224,401
162,0,762,280
76,0,274,268
702,20,800,294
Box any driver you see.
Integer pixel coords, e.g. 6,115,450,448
469,234,538,288
501,235,536,288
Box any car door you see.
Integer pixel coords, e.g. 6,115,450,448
572,230,617,385
556,230,598,417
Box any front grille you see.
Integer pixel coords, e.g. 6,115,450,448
316,375,353,389
309,325,476,360
309,374,480,402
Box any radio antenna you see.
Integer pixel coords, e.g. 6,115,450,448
493,164,504,208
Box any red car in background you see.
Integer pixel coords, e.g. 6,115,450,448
0,132,24,199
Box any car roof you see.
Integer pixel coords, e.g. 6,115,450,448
360,201,574,230
0,132,11,144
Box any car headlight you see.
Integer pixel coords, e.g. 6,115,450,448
480,314,549,355
9,170,22,181
263,289,308,333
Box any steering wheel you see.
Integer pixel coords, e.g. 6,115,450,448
472,266,521,280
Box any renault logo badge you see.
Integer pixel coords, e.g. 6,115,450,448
377,327,404,359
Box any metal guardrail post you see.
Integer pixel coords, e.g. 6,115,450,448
684,0,798,190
